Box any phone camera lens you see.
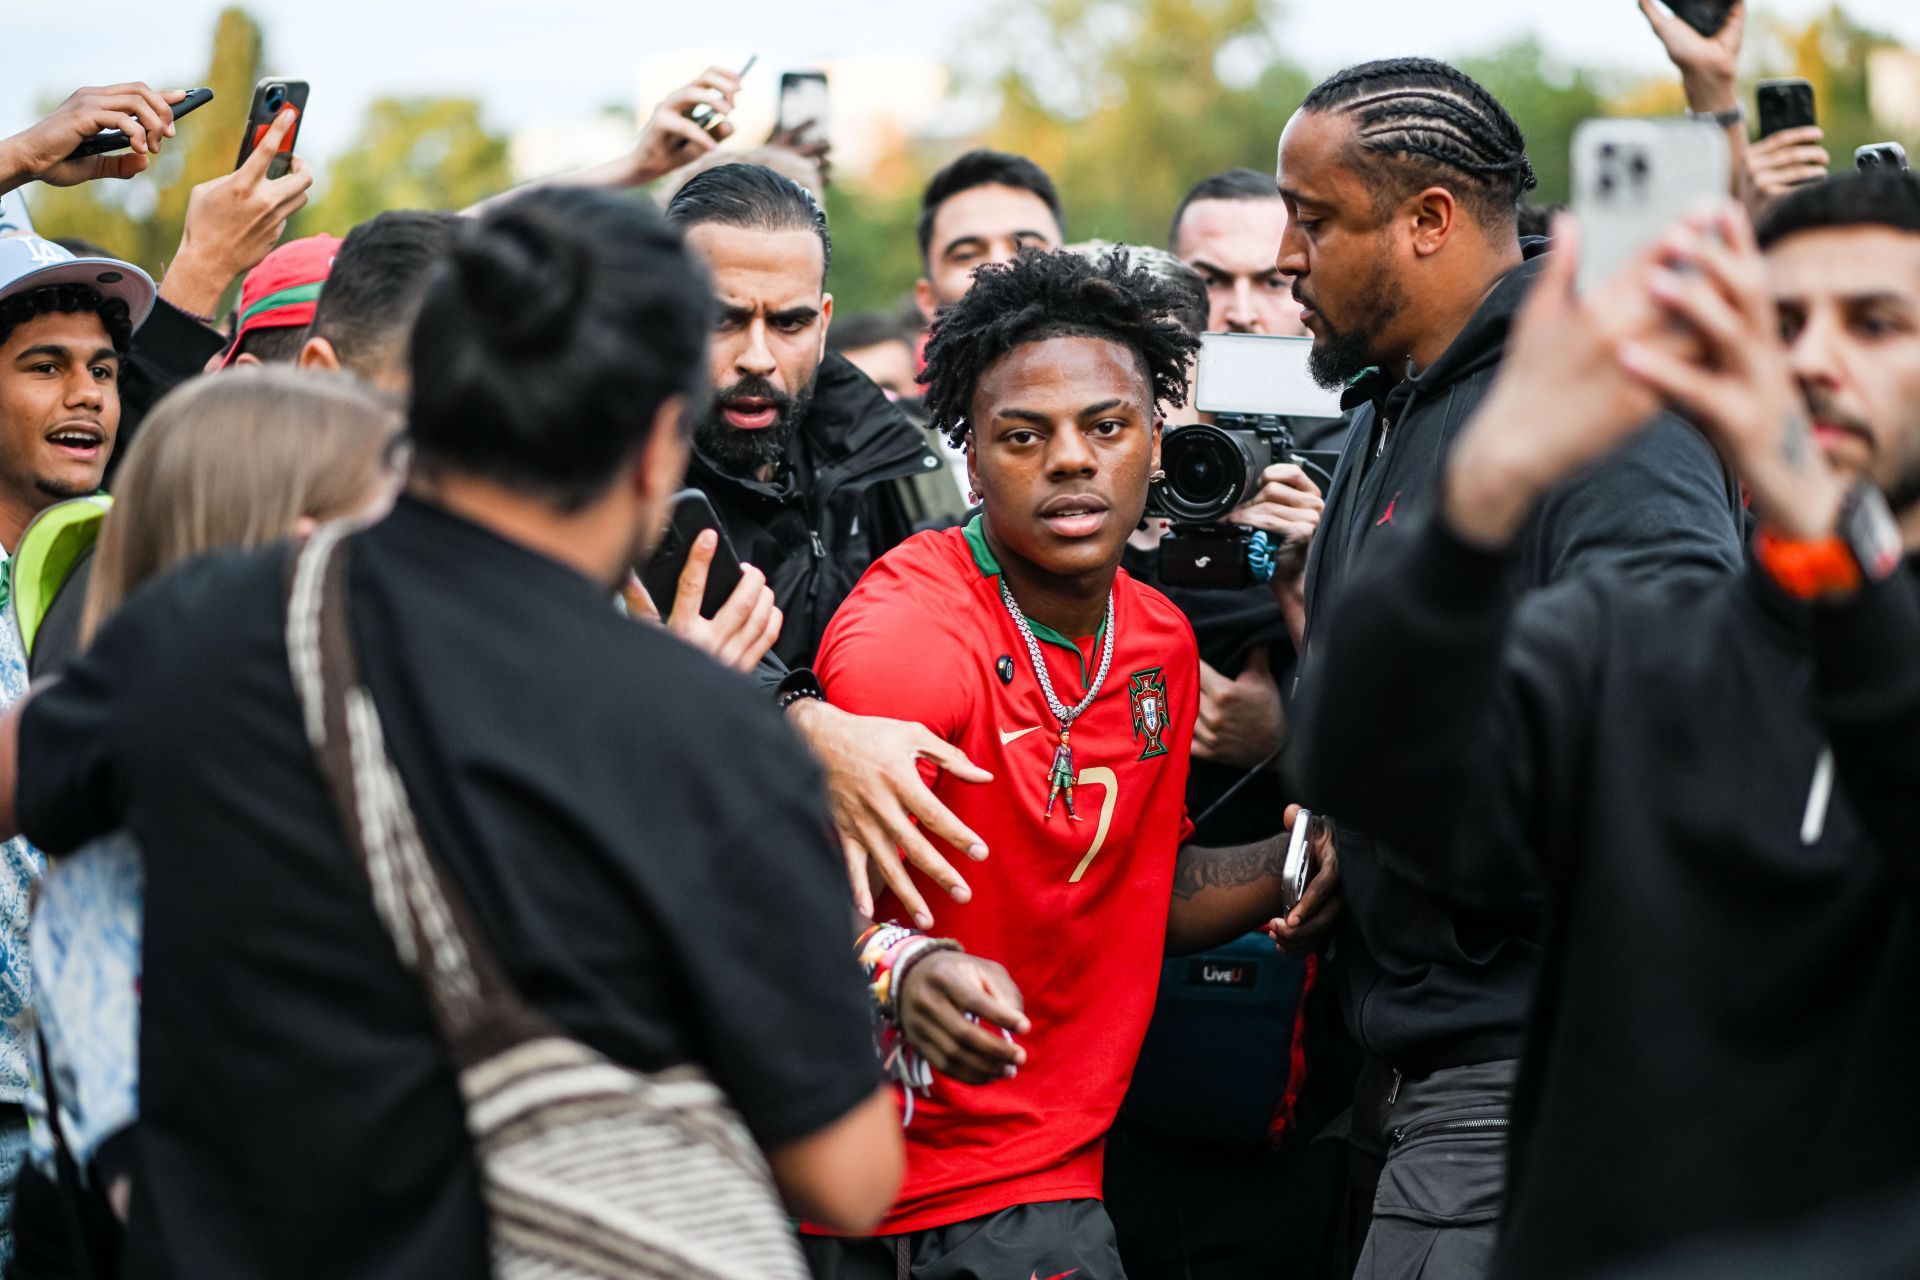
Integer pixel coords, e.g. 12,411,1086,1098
1597,172,1616,196
1599,143,1617,159
1629,154,1650,180
265,87,286,111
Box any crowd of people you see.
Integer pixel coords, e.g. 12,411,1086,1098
0,1,1915,1277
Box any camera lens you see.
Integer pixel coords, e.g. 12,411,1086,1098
265,86,286,112
1159,425,1261,525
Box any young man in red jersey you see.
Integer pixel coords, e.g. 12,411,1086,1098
805,249,1340,1279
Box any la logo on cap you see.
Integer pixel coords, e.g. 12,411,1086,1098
24,240,64,267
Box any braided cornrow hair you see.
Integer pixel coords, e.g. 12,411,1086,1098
1300,57,1537,226
919,248,1199,449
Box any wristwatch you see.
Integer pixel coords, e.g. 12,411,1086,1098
1755,481,1904,600
1686,105,1746,129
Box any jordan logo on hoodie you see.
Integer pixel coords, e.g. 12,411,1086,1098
1376,492,1401,527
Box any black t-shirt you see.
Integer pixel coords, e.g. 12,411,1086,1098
17,496,878,1280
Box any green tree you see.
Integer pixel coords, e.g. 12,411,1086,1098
969,0,1308,247
295,97,511,235
1457,37,1609,207
824,179,924,316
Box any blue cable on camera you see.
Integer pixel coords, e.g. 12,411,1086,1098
1246,531,1277,584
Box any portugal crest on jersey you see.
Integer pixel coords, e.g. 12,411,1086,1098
1129,667,1170,760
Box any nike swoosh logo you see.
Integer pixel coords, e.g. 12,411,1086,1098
1000,726,1041,746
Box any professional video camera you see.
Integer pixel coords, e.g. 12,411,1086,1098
1149,332,1345,589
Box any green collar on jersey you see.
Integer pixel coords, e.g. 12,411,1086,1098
963,513,1110,683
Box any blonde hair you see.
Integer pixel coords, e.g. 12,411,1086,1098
82,366,400,643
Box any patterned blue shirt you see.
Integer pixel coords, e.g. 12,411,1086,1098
0,560,46,1103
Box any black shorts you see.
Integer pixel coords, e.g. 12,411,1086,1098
803,1199,1126,1280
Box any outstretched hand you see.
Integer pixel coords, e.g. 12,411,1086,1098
0,84,186,195
785,700,992,928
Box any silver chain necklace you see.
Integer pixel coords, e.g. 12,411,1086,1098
1000,577,1116,821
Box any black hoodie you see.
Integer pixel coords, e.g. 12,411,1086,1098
1298,518,1920,1278
1295,245,1745,1074
690,352,944,668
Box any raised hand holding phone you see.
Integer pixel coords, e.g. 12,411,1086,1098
627,59,754,186
1621,205,1849,541
1444,214,1674,550
0,83,187,195
159,107,315,320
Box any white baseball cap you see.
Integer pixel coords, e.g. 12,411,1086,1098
0,235,155,331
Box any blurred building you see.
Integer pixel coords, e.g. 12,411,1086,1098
1867,47,1920,136
508,112,640,184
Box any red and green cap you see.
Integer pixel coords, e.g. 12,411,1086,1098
220,234,340,368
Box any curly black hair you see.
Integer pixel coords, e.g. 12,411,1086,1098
0,284,133,357
920,248,1200,448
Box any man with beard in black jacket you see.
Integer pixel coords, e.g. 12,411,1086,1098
1298,175,1920,1279
665,163,948,669
1276,58,1744,1278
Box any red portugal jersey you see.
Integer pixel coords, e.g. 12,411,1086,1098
814,516,1197,1234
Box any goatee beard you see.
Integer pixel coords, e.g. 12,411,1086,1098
1302,276,1407,391
696,376,816,477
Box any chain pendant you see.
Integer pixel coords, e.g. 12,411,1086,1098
1044,727,1081,821
1000,578,1113,825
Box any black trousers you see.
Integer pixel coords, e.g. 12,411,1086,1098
803,1199,1126,1280
1339,1057,1518,1280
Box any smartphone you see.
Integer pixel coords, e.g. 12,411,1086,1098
1194,332,1344,420
1281,811,1317,910
687,54,758,139
639,490,747,620
777,71,830,145
66,87,213,160
1571,117,1729,295
1756,79,1816,139
235,78,308,179
1856,142,1910,173
1665,0,1735,37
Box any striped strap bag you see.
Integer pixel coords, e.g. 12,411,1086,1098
284,523,808,1280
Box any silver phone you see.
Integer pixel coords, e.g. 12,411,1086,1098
1571,118,1729,295
1281,810,1316,910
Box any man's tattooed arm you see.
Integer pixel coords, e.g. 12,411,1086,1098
1165,836,1294,955
1171,837,1289,900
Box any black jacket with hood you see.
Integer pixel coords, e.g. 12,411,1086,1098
1295,244,1745,1075
690,352,945,669
1297,519,1920,1278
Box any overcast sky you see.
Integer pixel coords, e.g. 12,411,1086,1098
8,0,1920,164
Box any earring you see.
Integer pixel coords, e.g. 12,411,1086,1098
967,488,982,504
1149,469,1166,484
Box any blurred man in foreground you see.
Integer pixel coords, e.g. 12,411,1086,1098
1300,173,1920,1279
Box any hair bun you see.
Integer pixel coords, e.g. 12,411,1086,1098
452,209,586,356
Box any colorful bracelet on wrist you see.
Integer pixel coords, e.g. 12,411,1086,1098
855,923,962,1026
